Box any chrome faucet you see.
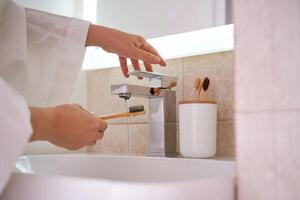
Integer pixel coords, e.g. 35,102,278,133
111,70,178,157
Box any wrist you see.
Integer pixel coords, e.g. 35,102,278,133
30,107,55,141
85,24,107,47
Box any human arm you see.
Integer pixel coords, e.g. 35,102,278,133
30,104,107,150
25,6,165,82
85,24,166,78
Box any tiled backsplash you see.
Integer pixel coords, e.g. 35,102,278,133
86,50,235,158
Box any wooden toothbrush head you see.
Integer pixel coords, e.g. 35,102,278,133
203,77,210,91
201,77,210,100
194,78,201,90
194,77,202,100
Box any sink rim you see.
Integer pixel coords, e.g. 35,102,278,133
15,154,236,184
18,153,235,162
5,154,237,200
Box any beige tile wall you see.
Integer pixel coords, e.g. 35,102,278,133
86,50,235,158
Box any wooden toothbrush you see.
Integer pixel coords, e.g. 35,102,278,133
98,105,145,120
197,78,203,100
194,77,202,100
200,77,210,100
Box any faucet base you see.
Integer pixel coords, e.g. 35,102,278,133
147,152,179,157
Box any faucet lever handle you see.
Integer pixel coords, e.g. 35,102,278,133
129,70,177,88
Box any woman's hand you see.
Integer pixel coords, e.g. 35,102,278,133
86,24,166,78
30,104,107,150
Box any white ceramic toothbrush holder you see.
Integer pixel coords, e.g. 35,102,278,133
179,100,217,158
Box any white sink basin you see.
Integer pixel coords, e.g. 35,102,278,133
2,154,236,200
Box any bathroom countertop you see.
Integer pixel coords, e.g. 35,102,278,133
86,152,236,161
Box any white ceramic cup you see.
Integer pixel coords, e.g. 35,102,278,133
179,100,217,158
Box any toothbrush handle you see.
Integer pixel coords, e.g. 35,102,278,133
197,83,202,100
98,111,145,120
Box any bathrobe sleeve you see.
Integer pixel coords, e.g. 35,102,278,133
0,0,90,194
24,8,90,106
0,78,33,194
22,8,91,157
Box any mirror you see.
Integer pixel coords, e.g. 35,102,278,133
15,0,233,69
96,0,232,38
15,0,232,38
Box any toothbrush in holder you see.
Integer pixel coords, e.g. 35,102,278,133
200,77,210,100
194,77,202,100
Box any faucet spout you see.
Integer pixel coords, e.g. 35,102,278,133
110,72,178,157
118,93,131,100
111,84,152,98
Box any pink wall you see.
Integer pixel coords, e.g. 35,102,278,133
234,0,300,199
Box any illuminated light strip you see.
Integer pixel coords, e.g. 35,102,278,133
83,0,97,23
82,24,234,70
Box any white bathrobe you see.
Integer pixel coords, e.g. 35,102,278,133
0,0,90,194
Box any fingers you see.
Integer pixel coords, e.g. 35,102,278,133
86,119,107,143
135,48,161,64
141,43,166,66
98,120,108,132
96,132,104,140
87,141,97,147
130,58,143,79
143,61,153,72
85,131,103,147
133,36,166,66
121,55,153,75
130,58,140,71
88,131,103,143
118,34,166,78
119,56,129,78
